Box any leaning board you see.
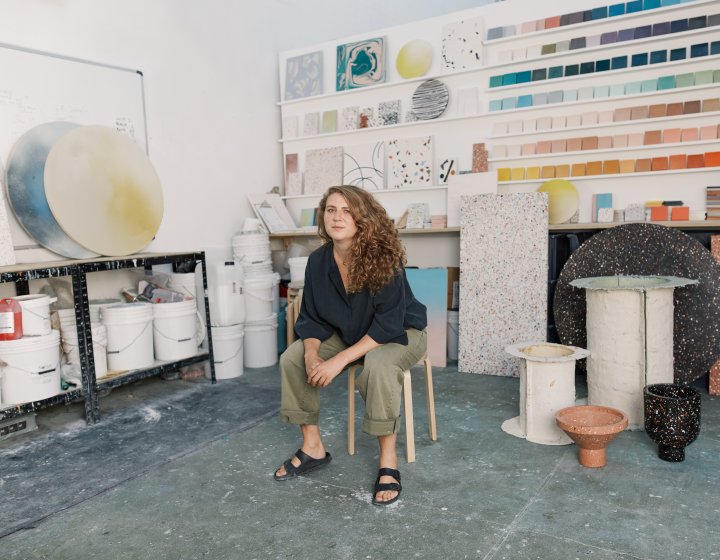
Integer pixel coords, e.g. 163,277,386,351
0,42,147,263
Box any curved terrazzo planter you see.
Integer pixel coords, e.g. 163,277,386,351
644,383,701,462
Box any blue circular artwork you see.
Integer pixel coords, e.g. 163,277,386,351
5,121,98,258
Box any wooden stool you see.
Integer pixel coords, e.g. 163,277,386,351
347,355,437,463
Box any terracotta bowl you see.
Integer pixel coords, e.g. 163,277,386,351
644,383,701,462
555,405,629,468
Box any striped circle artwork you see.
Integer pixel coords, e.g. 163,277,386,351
411,79,449,120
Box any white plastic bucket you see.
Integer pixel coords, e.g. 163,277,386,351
211,324,244,380
207,261,245,327
152,299,204,361
61,324,108,379
447,310,459,361
248,271,280,314
244,313,278,368
0,330,61,404
89,298,122,324
168,272,198,300
15,294,56,336
102,303,154,371
288,257,309,284
244,277,274,322
238,259,274,277
57,308,77,328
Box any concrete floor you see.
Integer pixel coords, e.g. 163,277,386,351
1,362,719,560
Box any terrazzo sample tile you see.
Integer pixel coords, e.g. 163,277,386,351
386,136,433,189
342,106,359,130
378,100,401,126
304,146,343,194
459,193,548,376
441,16,485,70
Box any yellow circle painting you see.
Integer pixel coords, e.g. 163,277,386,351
538,179,579,225
396,39,433,79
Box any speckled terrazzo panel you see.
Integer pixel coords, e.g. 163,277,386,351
554,223,720,384
643,383,701,462
710,234,720,395
459,192,548,376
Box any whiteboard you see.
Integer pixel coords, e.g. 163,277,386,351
0,42,148,263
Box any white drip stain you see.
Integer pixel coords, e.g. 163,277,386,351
140,406,161,423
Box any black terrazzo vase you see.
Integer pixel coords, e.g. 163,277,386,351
643,383,701,462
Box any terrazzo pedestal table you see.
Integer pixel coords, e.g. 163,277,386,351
570,275,697,430
502,342,590,445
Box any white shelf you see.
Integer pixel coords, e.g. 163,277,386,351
490,138,720,162
279,113,481,143
481,0,716,46
488,110,720,140
485,53,720,94
549,219,720,231
487,82,720,115
497,166,719,185
281,185,448,200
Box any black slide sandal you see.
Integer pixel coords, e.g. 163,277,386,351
273,448,332,481
372,467,402,506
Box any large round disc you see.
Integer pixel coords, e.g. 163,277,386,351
44,125,164,256
5,121,98,258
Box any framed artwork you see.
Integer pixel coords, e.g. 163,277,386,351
336,37,386,91
284,51,323,101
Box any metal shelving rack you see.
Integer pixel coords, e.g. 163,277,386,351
0,251,215,425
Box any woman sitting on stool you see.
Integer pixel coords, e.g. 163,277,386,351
274,184,427,506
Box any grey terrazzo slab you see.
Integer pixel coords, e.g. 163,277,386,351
458,192,548,376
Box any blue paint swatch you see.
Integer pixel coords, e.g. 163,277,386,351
548,66,564,79
596,59,611,72
670,47,686,60
609,3,625,16
611,56,628,69
517,95,533,108
690,43,709,58
631,53,648,66
650,50,667,64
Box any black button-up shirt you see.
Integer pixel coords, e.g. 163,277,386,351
294,243,427,346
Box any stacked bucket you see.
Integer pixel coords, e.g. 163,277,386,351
231,230,279,369
0,295,62,406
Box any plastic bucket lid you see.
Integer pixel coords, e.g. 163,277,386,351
0,329,59,352
102,302,153,324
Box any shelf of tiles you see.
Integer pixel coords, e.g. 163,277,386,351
411,79,449,121
336,37,386,91
304,147,344,195
342,106,359,130
343,142,385,190
302,112,320,136
378,100,401,126
441,15,484,70
386,136,433,189
284,51,323,101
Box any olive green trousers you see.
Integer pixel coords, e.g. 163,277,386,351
279,329,427,436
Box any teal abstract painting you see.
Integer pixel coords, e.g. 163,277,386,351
336,37,386,91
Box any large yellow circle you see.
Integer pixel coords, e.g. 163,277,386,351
396,40,433,79
538,179,579,225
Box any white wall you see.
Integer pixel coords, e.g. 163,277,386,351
0,0,496,261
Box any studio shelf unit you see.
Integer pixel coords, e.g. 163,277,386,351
278,0,720,266
0,251,215,425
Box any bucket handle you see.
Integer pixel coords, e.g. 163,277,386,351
245,288,274,302
0,359,61,376
153,311,206,346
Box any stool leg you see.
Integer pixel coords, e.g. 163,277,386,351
403,369,415,463
348,366,356,456
424,358,437,441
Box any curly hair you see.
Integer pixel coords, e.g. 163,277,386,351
318,185,406,294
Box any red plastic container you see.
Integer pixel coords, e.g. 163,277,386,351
0,297,23,340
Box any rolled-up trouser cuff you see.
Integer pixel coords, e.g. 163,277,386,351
280,409,319,426
363,415,402,436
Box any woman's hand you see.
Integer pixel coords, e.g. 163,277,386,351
307,354,347,388
304,350,322,373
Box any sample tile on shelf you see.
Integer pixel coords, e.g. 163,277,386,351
438,155,459,184
663,128,682,143
459,192,548,377
669,154,687,169
359,107,376,128
386,136,433,189
284,51,323,101
341,106,359,130
336,37,386,91
441,15,485,70
343,142,385,191
411,79,449,120
302,112,321,137
472,143,489,173
378,100,401,126
284,153,300,195
304,147,344,194
456,88,479,116
321,110,338,133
